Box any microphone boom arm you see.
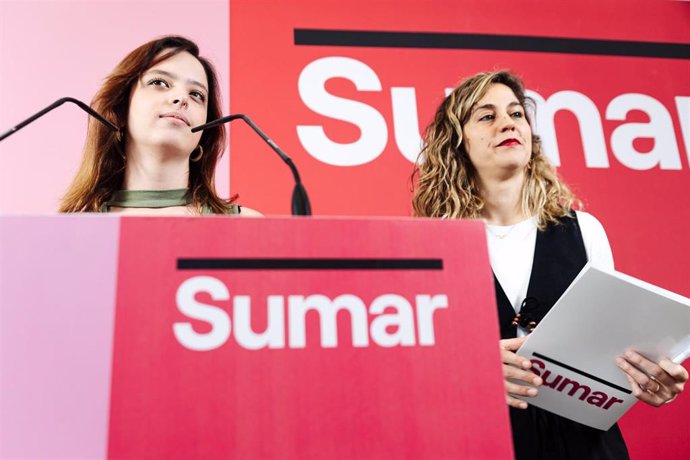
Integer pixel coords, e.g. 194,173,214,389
0,97,119,142
192,114,312,216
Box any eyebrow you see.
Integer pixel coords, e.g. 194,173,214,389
472,101,522,113
144,69,209,93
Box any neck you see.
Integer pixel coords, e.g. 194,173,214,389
478,170,528,225
123,145,189,190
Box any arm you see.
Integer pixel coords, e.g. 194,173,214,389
576,210,614,271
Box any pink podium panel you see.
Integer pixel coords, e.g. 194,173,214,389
0,215,120,459
1,216,512,459
108,217,511,459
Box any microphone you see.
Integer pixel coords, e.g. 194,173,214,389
192,114,312,216
0,97,119,142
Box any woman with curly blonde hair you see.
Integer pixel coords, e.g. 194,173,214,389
413,70,686,459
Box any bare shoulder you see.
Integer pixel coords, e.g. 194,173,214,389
239,206,264,217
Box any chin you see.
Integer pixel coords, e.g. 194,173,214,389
150,135,196,152
152,143,196,158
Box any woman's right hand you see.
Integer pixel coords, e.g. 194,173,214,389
500,336,543,409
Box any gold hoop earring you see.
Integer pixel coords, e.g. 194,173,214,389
191,145,204,162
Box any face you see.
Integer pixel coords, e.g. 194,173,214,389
461,83,532,181
126,50,209,157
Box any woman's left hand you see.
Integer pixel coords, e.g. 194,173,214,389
616,350,688,407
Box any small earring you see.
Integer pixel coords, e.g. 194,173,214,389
115,129,124,143
191,145,204,162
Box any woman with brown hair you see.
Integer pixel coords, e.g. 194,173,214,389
413,70,687,459
60,35,260,216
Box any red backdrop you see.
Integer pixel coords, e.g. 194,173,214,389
228,1,690,458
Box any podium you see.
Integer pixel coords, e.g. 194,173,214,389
0,216,513,459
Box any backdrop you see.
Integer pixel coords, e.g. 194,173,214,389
0,0,688,458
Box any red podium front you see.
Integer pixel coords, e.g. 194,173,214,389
1,216,513,459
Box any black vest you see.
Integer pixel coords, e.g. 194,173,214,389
494,215,588,339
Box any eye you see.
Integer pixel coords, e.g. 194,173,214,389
147,78,170,88
190,90,206,103
478,113,495,122
511,110,525,119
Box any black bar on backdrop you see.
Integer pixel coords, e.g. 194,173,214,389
294,29,690,60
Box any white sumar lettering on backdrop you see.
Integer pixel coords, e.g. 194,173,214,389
297,57,689,170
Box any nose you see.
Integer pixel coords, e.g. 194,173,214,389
171,94,189,108
499,112,516,132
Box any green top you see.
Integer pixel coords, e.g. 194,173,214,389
100,189,240,215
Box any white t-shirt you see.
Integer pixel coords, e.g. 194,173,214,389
485,211,613,335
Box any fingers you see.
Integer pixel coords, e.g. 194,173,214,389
658,359,687,403
622,372,665,407
500,336,542,410
620,351,673,387
503,362,542,387
501,347,532,369
616,355,661,391
504,370,540,397
616,351,687,407
658,359,689,384
500,336,529,352
505,378,539,410
500,336,531,369
507,394,529,409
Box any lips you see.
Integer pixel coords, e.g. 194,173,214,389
160,112,190,126
498,138,521,147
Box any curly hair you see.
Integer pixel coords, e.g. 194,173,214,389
412,70,579,228
60,35,234,213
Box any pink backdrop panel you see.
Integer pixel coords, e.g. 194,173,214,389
0,0,231,214
0,216,120,459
